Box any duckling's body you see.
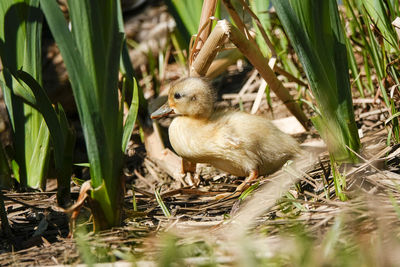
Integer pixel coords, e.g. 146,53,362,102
169,110,298,177
152,77,300,184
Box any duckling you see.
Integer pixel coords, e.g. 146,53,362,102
151,77,300,193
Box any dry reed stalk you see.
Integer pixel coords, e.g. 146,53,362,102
222,0,308,87
238,69,259,96
250,79,267,114
196,0,218,49
220,20,309,128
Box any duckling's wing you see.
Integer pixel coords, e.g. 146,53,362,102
211,112,251,150
224,134,242,148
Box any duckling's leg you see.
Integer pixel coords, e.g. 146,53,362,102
235,170,258,193
181,158,199,186
182,158,197,173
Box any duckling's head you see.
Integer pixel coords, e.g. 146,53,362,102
152,77,216,119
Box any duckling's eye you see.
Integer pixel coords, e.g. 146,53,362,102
174,93,182,99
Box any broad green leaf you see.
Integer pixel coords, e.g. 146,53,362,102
40,0,107,188
41,0,129,229
164,0,203,44
272,0,360,162
14,70,74,205
0,0,51,190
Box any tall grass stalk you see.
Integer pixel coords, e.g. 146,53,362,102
272,0,361,163
40,0,138,230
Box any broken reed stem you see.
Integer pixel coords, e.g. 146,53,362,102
197,0,218,47
221,20,309,128
189,0,218,66
190,23,228,77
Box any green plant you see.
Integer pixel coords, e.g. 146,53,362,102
0,0,75,206
164,0,203,45
40,0,138,230
15,70,75,206
344,0,400,142
271,0,361,164
361,0,399,142
0,0,50,190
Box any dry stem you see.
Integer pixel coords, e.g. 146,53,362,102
220,20,309,128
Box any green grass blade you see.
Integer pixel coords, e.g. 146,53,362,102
362,0,399,52
344,24,364,97
155,188,171,218
15,70,65,167
122,78,139,152
120,40,151,129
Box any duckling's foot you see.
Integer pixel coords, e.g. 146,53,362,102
214,170,259,200
235,170,258,193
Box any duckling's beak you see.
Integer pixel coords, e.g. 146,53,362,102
151,102,174,119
